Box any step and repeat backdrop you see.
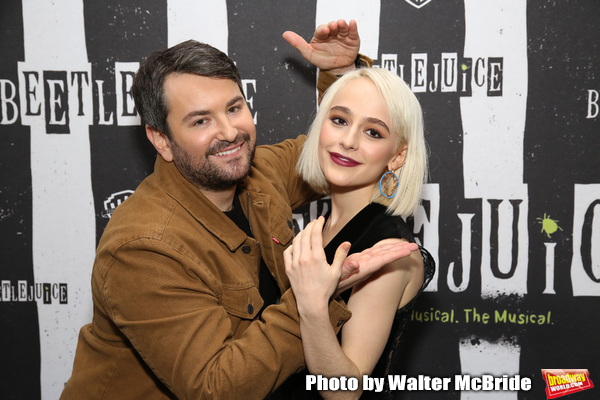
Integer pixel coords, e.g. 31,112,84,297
1,0,598,399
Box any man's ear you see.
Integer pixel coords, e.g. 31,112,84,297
388,144,408,171
146,125,174,162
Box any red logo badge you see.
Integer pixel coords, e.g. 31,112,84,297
541,369,594,398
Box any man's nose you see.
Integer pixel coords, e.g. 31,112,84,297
216,116,238,142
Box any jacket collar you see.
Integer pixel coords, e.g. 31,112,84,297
153,156,248,251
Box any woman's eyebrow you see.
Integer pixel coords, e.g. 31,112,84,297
331,105,390,132
366,117,390,132
330,105,352,115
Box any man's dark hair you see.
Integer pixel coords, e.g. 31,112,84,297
132,40,243,138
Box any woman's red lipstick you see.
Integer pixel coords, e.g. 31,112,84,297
329,152,361,167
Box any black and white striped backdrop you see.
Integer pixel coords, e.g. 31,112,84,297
0,1,598,399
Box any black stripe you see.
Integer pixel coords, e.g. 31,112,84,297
227,0,318,145
0,0,41,398
84,0,167,243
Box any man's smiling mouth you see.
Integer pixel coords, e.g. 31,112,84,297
213,143,243,157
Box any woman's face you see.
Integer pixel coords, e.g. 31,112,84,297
318,78,403,193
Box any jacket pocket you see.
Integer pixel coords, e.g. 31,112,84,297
220,285,264,320
268,205,295,247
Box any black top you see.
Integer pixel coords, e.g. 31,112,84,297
224,195,281,314
270,203,435,399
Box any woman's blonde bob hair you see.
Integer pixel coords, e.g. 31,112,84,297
297,67,428,217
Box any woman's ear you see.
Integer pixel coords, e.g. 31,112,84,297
388,144,408,171
146,125,174,162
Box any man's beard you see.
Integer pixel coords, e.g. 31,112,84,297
171,133,255,191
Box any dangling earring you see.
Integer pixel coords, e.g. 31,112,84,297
379,171,399,198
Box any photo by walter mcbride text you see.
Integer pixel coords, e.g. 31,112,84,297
306,374,532,393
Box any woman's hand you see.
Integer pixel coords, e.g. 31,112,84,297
284,217,350,315
336,241,419,297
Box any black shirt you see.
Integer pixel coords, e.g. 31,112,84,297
224,195,281,315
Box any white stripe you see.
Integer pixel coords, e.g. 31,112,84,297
167,0,228,52
459,337,520,399
461,0,528,198
315,0,380,61
461,0,529,297
20,1,95,398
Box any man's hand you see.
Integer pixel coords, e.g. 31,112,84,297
283,19,360,74
336,241,419,297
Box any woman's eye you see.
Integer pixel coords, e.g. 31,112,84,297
194,118,207,126
331,117,346,125
365,129,382,138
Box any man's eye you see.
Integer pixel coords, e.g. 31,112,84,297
194,118,207,126
228,106,240,113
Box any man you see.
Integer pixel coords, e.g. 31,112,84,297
61,20,418,399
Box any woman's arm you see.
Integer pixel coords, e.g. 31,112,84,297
284,217,358,399
342,243,424,378
285,219,423,399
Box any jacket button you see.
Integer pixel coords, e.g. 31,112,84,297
242,246,251,254
336,319,345,327
247,304,254,314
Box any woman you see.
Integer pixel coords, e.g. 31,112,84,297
284,67,435,399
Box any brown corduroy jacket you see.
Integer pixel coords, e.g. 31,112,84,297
61,136,351,400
